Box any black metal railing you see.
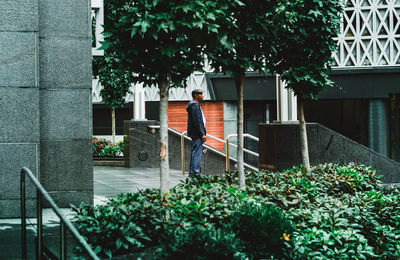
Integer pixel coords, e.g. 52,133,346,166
20,167,99,260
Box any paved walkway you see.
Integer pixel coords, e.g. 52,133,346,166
94,166,188,204
0,166,188,259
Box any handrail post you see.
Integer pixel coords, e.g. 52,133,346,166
225,136,230,172
36,190,42,260
60,222,67,260
20,170,27,260
181,133,185,176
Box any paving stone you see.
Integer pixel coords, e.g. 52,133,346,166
93,166,186,200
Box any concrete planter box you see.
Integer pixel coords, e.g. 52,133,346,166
94,157,126,167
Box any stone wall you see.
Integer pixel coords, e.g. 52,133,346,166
0,0,93,218
259,123,400,184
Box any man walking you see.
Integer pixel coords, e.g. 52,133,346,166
186,89,206,175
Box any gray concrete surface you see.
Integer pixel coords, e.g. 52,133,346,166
94,166,187,204
0,0,93,218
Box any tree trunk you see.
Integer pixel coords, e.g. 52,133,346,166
159,78,170,195
235,73,246,189
111,109,116,144
297,97,310,171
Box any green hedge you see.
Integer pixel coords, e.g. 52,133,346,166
73,163,400,259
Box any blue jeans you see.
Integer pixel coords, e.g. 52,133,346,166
189,137,203,175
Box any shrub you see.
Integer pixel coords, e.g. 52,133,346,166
73,185,246,258
229,200,293,259
156,225,247,260
117,140,128,157
102,144,120,157
92,137,111,157
73,163,400,259
240,163,399,259
72,200,152,258
92,137,121,158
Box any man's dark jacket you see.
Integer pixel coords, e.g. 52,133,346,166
186,100,206,138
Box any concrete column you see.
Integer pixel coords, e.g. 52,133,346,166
0,0,93,217
38,0,93,207
368,99,389,156
0,1,40,217
133,83,146,120
276,74,297,122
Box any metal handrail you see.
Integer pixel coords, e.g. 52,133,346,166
180,131,259,174
225,133,259,172
20,167,99,260
146,125,259,173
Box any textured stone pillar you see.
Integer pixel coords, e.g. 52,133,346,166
0,1,40,217
368,99,389,156
38,0,93,207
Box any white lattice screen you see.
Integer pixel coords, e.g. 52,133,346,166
332,0,400,67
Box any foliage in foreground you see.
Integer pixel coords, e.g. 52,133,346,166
73,163,400,259
156,225,247,260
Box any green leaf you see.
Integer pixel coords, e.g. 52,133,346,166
116,238,124,250
141,21,150,33
130,27,138,38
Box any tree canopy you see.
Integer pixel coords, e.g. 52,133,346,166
266,0,343,170
93,55,132,110
204,0,281,188
269,0,343,100
92,0,135,110
205,0,276,77
102,0,234,87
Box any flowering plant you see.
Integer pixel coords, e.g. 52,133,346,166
93,137,122,158
117,140,128,156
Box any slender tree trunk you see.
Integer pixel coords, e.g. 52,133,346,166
235,73,246,189
297,96,310,171
111,109,116,144
159,78,170,195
